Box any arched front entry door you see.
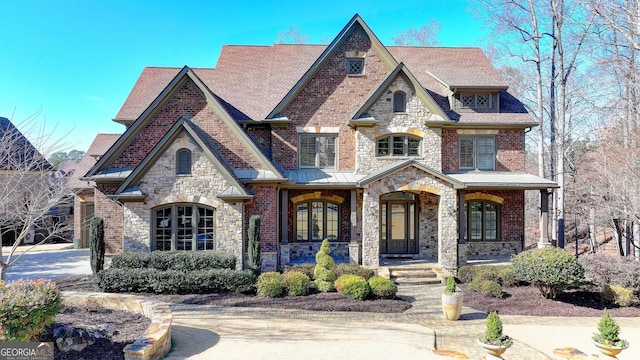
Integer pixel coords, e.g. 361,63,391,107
380,192,418,254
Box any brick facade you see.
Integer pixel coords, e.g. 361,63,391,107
441,129,525,172
94,185,123,254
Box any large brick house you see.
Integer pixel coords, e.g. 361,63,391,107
83,15,557,273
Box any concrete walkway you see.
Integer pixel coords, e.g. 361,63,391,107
165,284,640,360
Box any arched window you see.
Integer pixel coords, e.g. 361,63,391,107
393,91,406,112
466,200,499,241
295,200,340,241
376,135,420,157
153,204,215,251
176,148,191,175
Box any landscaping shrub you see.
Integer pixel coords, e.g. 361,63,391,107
580,253,640,296
457,265,516,287
511,247,584,299
0,279,61,342
247,215,262,276
457,265,477,283
257,272,285,298
333,263,375,280
335,274,370,300
284,263,315,280
469,279,503,298
368,276,397,299
283,271,310,296
110,251,236,271
95,267,256,294
110,251,148,269
314,239,336,292
89,217,105,274
602,285,634,307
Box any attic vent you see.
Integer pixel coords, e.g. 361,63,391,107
347,58,364,75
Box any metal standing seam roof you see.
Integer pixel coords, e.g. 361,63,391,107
447,172,559,190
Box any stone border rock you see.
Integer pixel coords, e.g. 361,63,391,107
62,291,172,360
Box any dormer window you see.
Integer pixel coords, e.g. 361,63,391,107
462,93,491,109
347,58,364,75
393,91,406,112
176,148,192,175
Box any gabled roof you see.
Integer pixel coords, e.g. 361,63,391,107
87,66,284,181
357,160,465,189
66,134,120,189
350,62,449,126
0,117,52,171
267,14,399,119
114,117,251,201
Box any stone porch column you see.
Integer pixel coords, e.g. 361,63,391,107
438,188,458,274
538,189,552,248
349,189,360,264
279,190,290,268
457,190,467,267
361,191,379,268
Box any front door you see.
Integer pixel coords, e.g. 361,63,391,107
380,192,417,254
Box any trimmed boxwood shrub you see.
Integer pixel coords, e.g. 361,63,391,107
0,279,61,342
283,271,310,296
512,247,584,299
284,264,315,280
95,267,256,294
257,272,285,298
110,251,236,271
333,263,375,280
458,265,517,287
602,285,634,307
335,274,370,300
469,279,503,298
368,276,397,299
314,239,336,292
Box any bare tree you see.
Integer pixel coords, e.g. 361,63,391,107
392,20,442,46
0,115,75,281
277,26,309,44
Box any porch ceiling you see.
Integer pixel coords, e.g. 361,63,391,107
447,172,559,190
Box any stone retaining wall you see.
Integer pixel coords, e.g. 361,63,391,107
62,291,172,360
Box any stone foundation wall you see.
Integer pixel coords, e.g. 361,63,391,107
289,242,350,259
467,241,522,259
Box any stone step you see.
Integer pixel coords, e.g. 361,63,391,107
392,276,442,285
389,269,438,278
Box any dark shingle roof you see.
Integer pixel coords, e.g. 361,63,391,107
0,117,53,171
67,134,121,188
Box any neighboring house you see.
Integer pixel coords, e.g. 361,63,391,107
83,15,557,273
66,134,120,247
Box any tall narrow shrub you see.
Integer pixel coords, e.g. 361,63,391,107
314,239,336,292
248,215,261,275
89,216,105,274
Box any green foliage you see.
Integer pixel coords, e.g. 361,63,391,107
283,271,310,296
0,279,61,342
444,276,457,294
602,285,634,307
89,217,105,274
333,263,375,280
284,263,315,279
314,239,336,292
110,251,236,271
95,267,256,294
368,276,398,299
248,215,262,276
335,274,370,301
257,272,285,298
511,248,584,299
593,310,628,347
479,311,513,347
457,265,517,287
469,279,503,298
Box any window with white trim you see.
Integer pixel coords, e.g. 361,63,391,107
176,148,191,175
461,93,491,108
377,135,420,157
299,135,336,169
153,204,215,251
295,200,340,241
466,200,499,241
459,136,495,170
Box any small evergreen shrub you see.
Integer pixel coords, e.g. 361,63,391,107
283,271,310,296
0,279,61,342
469,279,503,298
257,272,285,298
284,264,315,280
479,311,512,347
512,248,584,299
458,265,517,287
444,276,457,295
247,215,262,276
110,252,148,269
580,253,640,296
335,274,370,301
368,276,397,299
593,309,628,347
89,217,105,274
314,239,336,292
457,265,477,283
333,263,375,280
109,251,236,271
602,285,634,307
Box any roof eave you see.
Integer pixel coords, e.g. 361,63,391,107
425,121,539,129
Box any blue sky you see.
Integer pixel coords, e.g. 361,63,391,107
0,0,486,153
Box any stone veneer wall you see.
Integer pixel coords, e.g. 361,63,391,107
122,131,244,269
418,192,439,259
361,167,458,272
355,77,442,173
467,241,522,259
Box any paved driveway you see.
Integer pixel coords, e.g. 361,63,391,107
2,248,92,281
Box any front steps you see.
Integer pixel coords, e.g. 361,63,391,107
379,261,444,285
